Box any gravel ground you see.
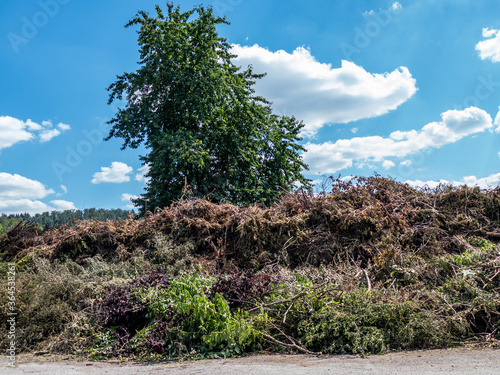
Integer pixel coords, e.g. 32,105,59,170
1,348,500,375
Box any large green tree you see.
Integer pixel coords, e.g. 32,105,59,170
106,3,310,212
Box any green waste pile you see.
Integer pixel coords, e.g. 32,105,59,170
1,176,499,359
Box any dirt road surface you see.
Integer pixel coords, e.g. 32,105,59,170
1,348,499,375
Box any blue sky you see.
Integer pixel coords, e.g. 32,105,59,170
1,0,499,214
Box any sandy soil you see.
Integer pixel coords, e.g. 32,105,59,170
1,347,500,375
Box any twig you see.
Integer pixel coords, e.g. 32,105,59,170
363,269,372,291
282,299,296,323
489,268,500,282
248,291,308,312
268,320,321,355
260,332,321,355
247,282,329,312
436,294,458,315
278,237,295,267
420,201,439,212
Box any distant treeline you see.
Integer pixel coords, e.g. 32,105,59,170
0,208,133,234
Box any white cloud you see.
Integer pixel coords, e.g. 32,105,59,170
60,185,68,194
310,179,323,186
494,106,500,132
57,123,71,131
351,127,358,133
0,199,76,215
39,121,71,143
0,116,71,150
382,160,395,170
50,200,76,211
405,179,453,190
475,28,500,62
121,193,138,201
364,2,401,17
400,160,412,166
25,119,42,131
91,162,133,184
303,107,492,174
0,116,35,150
135,165,151,183
0,199,53,215
0,173,54,199
231,44,417,137
121,193,139,209
0,173,75,215
39,128,61,143
390,2,402,11
407,172,500,190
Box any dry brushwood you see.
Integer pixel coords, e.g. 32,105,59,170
1,176,499,274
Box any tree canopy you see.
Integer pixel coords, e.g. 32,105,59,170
106,2,310,212
0,208,132,233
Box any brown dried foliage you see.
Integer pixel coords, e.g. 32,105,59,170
1,176,499,272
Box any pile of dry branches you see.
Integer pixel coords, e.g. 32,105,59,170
1,176,499,271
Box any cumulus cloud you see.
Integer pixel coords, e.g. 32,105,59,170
0,199,76,215
57,123,71,131
0,173,54,199
382,160,395,170
231,44,417,137
50,200,76,211
121,193,139,209
494,106,500,132
39,121,71,143
0,116,35,150
406,172,500,190
0,173,75,215
39,129,62,143
0,199,52,215
405,179,453,190
0,116,70,150
302,107,493,174
475,28,500,62
135,165,151,183
121,193,138,201
91,162,133,184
